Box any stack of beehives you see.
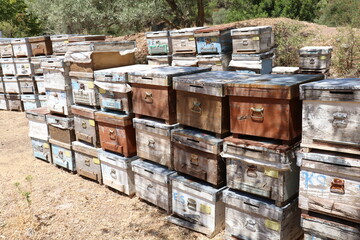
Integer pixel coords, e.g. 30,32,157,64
298,46,333,76
229,26,275,74
297,78,360,240
0,36,53,111
145,31,173,65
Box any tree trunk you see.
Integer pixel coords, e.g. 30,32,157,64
196,0,205,26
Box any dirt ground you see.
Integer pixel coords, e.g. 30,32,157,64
0,111,222,240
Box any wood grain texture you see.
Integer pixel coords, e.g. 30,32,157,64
28,36,53,56
301,100,360,155
46,87,74,116
301,212,360,240
223,189,302,240
299,157,360,223
230,96,301,141
231,27,273,54
176,91,229,134
131,83,176,123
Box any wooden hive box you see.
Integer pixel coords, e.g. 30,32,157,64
171,128,225,187
0,94,9,110
28,36,53,56
299,46,333,71
297,150,360,223
301,212,360,240
50,34,87,55
300,78,360,155
34,75,45,94
168,174,226,238
31,137,52,163
47,114,75,145
94,64,161,113
222,136,300,206
30,56,50,75
95,111,136,157
65,41,136,75
194,26,233,55
0,58,16,76
131,159,175,212
38,95,46,108
197,54,231,71
70,73,99,107
223,189,303,240
3,76,20,93
26,107,50,141
170,27,207,55
146,31,172,55
147,55,172,66
172,54,198,67
46,86,74,116
225,74,324,142
174,71,252,135
71,105,99,147
6,93,23,111
229,50,274,74
73,141,102,184
21,94,40,110
128,66,210,124
18,76,36,94
133,118,180,169
231,26,274,54
0,39,14,58
41,57,71,90
11,38,32,57
50,138,76,172
98,149,138,196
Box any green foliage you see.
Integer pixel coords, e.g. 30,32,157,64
333,27,360,77
274,21,311,66
14,175,33,206
0,0,43,37
317,0,360,27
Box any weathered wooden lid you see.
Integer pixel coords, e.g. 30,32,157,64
30,55,51,63
173,71,253,97
2,76,17,81
21,94,38,101
49,138,72,150
223,136,293,152
98,149,138,162
94,64,160,83
272,66,299,74
50,34,83,41
67,41,136,53
145,31,169,38
71,105,97,118
231,26,272,35
170,27,208,36
68,35,106,42
72,141,99,157
171,173,226,201
13,58,30,63
94,111,133,126
222,189,296,220
128,66,211,86
28,35,50,42
226,74,324,99
40,57,67,69
299,46,333,55
194,25,234,34
0,58,14,63
0,39,13,44
5,93,21,99
133,117,180,130
47,114,74,129
197,53,230,61
131,159,175,177
300,78,360,101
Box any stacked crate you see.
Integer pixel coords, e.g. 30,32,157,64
220,74,325,240
93,64,160,192
297,78,360,240
170,27,207,67
229,26,275,74
299,46,333,76
146,31,172,66
0,38,22,111
194,26,233,71
66,40,137,184
0,39,10,110
127,66,210,213
167,71,252,237
41,55,76,171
